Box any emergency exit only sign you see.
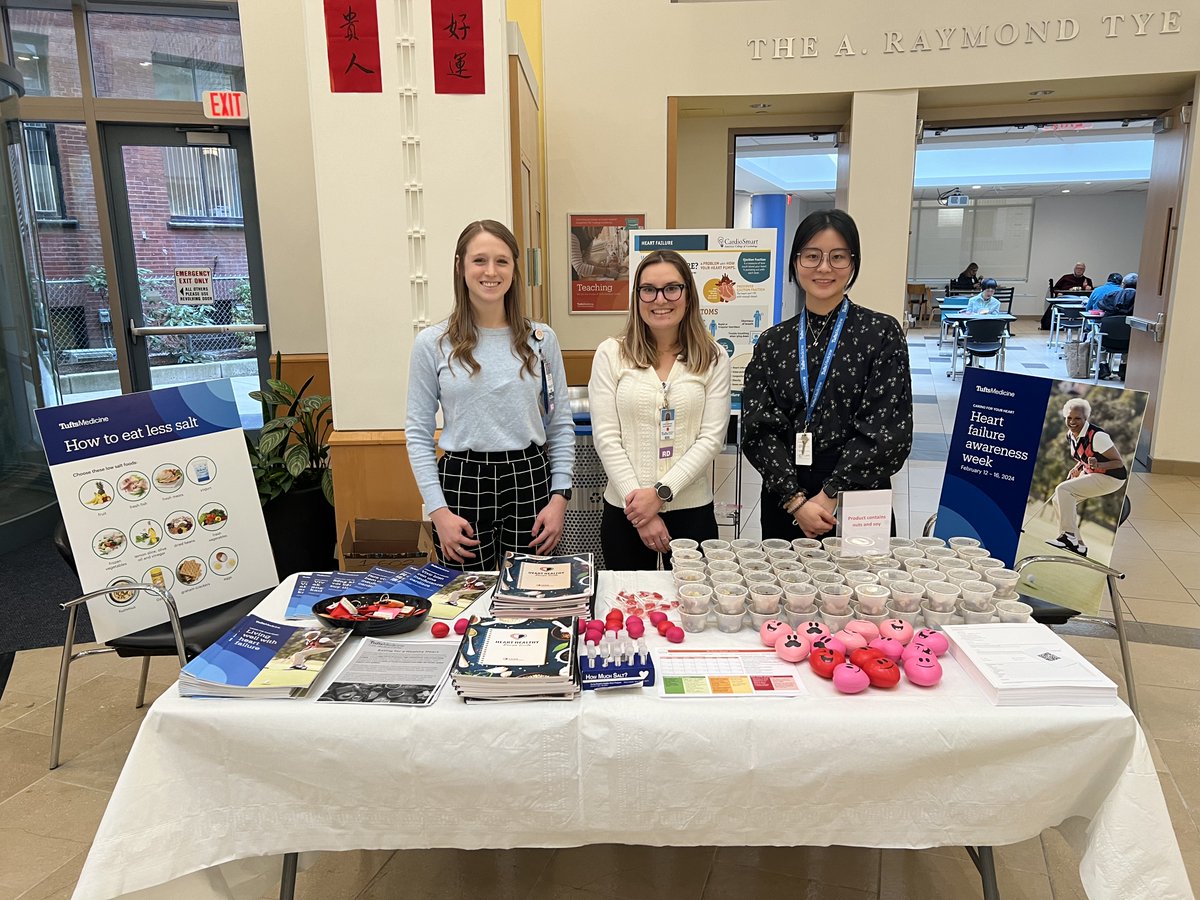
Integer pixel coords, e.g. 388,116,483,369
202,90,248,119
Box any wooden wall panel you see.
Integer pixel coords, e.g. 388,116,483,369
328,430,424,563
277,353,331,399
562,349,596,385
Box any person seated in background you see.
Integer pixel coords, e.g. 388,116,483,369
1053,261,1094,293
951,262,981,293
1098,272,1137,316
1085,273,1124,311
964,278,1001,315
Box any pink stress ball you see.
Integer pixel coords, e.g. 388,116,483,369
647,611,669,627
901,640,935,662
814,635,847,657
844,620,880,643
904,650,944,686
665,626,685,644
774,632,811,662
868,637,903,660
832,662,871,694
454,618,470,636
760,619,791,647
912,628,950,656
833,629,868,653
877,619,914,645
800,621,831,644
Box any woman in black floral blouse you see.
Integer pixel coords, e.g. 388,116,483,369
742,209,912,539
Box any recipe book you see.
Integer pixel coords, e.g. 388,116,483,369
179,613,352,699
943,623,1119,707
450,616,580,701
492,553,594,619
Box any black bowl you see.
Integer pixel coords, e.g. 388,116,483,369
311,593,431,637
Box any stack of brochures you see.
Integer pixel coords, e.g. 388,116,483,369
450,616,581,702
943,623,1119,707
179,613,353,699
491,552,594,619
284,563,497,621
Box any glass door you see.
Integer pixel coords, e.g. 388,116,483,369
102,124,269,428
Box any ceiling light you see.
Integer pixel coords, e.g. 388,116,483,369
1061,189,1070,193
1085,181,1092,185
139,61,152,67
749,102,771,110
1029,89,1055,96
16,55,30,61
972,185,982,190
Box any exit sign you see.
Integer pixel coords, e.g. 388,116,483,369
203,91,248,120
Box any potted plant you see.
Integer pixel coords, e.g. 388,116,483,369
247,353,337,576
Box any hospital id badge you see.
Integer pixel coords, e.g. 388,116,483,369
659,407,676,442
795,432,813,466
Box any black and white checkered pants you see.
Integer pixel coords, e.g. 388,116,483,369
435,443,551,571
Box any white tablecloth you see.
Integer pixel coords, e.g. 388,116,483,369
72,573,1193,900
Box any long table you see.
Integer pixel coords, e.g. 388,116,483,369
71,573,1192,900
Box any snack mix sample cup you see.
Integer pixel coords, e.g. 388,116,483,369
669,538,699,553
715,610,745,633
680,610,708,633
985,568,1021,600
996,600,1034,623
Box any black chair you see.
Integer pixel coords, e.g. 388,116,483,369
962,317,1008,369
1057,307,1085,348
50,519,273,768
993,286,1015,314
1094,316,1131,380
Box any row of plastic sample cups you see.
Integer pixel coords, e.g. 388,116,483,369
666,535,1031,634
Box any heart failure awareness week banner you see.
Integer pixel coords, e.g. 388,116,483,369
936,367,1146,616
36,380,278,642
629,229,776,409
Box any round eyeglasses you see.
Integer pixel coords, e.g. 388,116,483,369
638,283,686,303
795,249,854,269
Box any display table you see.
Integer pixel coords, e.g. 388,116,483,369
72,573,1192,900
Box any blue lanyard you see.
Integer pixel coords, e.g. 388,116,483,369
797,297,850,431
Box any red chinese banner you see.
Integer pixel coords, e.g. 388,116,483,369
324,0,383,93
431,0,485,94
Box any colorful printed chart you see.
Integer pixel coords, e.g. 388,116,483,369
656,649,807,698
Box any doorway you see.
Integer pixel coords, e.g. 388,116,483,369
101,124,269,428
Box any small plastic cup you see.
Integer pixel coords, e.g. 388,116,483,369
785,607,821,627
744,571,778,588
799,549,831,563
714,583,749,614
715,610,746,633
889,537,916,550
985,568,1021,600
855,584,891,616
920,602,956,629
844,571,880,588
858,609,892,628
730,538,761,552
812,572,846,587
947,536,981,550
783,585,819,612
673,569,707,588
671,547,703,562
677,583,713,614
913,537,946,550
736,549,768,564
818,584,854,614
963,605,997,624
903,557,932,574
778,570,813,586
946,568,980,587
956,547,991,562
748,583,783,614
748,609,778,631
669,538,699,553
767,548,799,564
804,559,837,574
889,582,925,613
761,538,793,552
925,581,961,613
971,557,1006,575
936,556,972,574
772,560,805,575
821,608,854,632
672,557,707,572
701,539,731,553
885,604,922,625
832,554,869,573
996,600,1033,623
791,538,822,552
741,560,772,574
821,537,843,553
877,568,910,588
910,568,944,587
707,559,740,574
679,610,709,633
959,580,997,612
893,547,926,564
924,547,958,563
709,571,744,588
705,548,736,562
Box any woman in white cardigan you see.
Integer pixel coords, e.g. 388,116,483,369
589,249,732,569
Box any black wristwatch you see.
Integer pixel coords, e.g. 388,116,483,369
654,482,673,502
550,488,572,501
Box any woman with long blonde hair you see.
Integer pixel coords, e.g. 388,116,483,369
589,249,731,569
406,220,574,570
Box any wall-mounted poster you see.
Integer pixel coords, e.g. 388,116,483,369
568,213,644,313
35,380,278,641
629,229,776,410
935,367,1146,616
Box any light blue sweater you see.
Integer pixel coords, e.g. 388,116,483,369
405,320,574,513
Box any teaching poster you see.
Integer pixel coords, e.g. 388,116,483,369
568,213,644,313
936,368,1146,615
629,229,776,409
35,380,278,641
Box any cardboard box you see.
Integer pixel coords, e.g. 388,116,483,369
340,518,435,572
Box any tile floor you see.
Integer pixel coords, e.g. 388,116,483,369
1,321,1197,899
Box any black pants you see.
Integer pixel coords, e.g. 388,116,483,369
435,443,550,571
759,486,898,542
601,501,718,571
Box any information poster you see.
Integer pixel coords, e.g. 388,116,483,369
568,213,644,313
35,380,278,642
629,229,776,409
936,368,1146,615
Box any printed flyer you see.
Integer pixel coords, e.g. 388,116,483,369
629,229,776,409
935,368,1146,615
35,379,278,641
568,213,644,313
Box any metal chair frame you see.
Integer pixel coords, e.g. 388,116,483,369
50,583,186,770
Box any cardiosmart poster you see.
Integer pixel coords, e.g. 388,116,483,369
935,367,1146,616
568,213,645,313
35,380,278,641
629,229,776,409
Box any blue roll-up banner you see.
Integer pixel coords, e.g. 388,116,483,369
936,368,1146,616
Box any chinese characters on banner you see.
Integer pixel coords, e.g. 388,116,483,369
323,0,383,93
431,0,485,94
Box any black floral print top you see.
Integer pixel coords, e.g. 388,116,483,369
742,298,912,507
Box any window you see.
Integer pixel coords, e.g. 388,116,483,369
11,31,49,95
24,123,67,220
152,52,244,101
7,10,82,98
164,146,243,224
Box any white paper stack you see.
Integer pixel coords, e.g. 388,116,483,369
944,623,1119,707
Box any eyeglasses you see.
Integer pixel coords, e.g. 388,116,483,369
638,283,686,303
795,249,854,269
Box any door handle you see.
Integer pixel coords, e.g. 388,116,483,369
129,319,267,343
1127,314,1165,343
